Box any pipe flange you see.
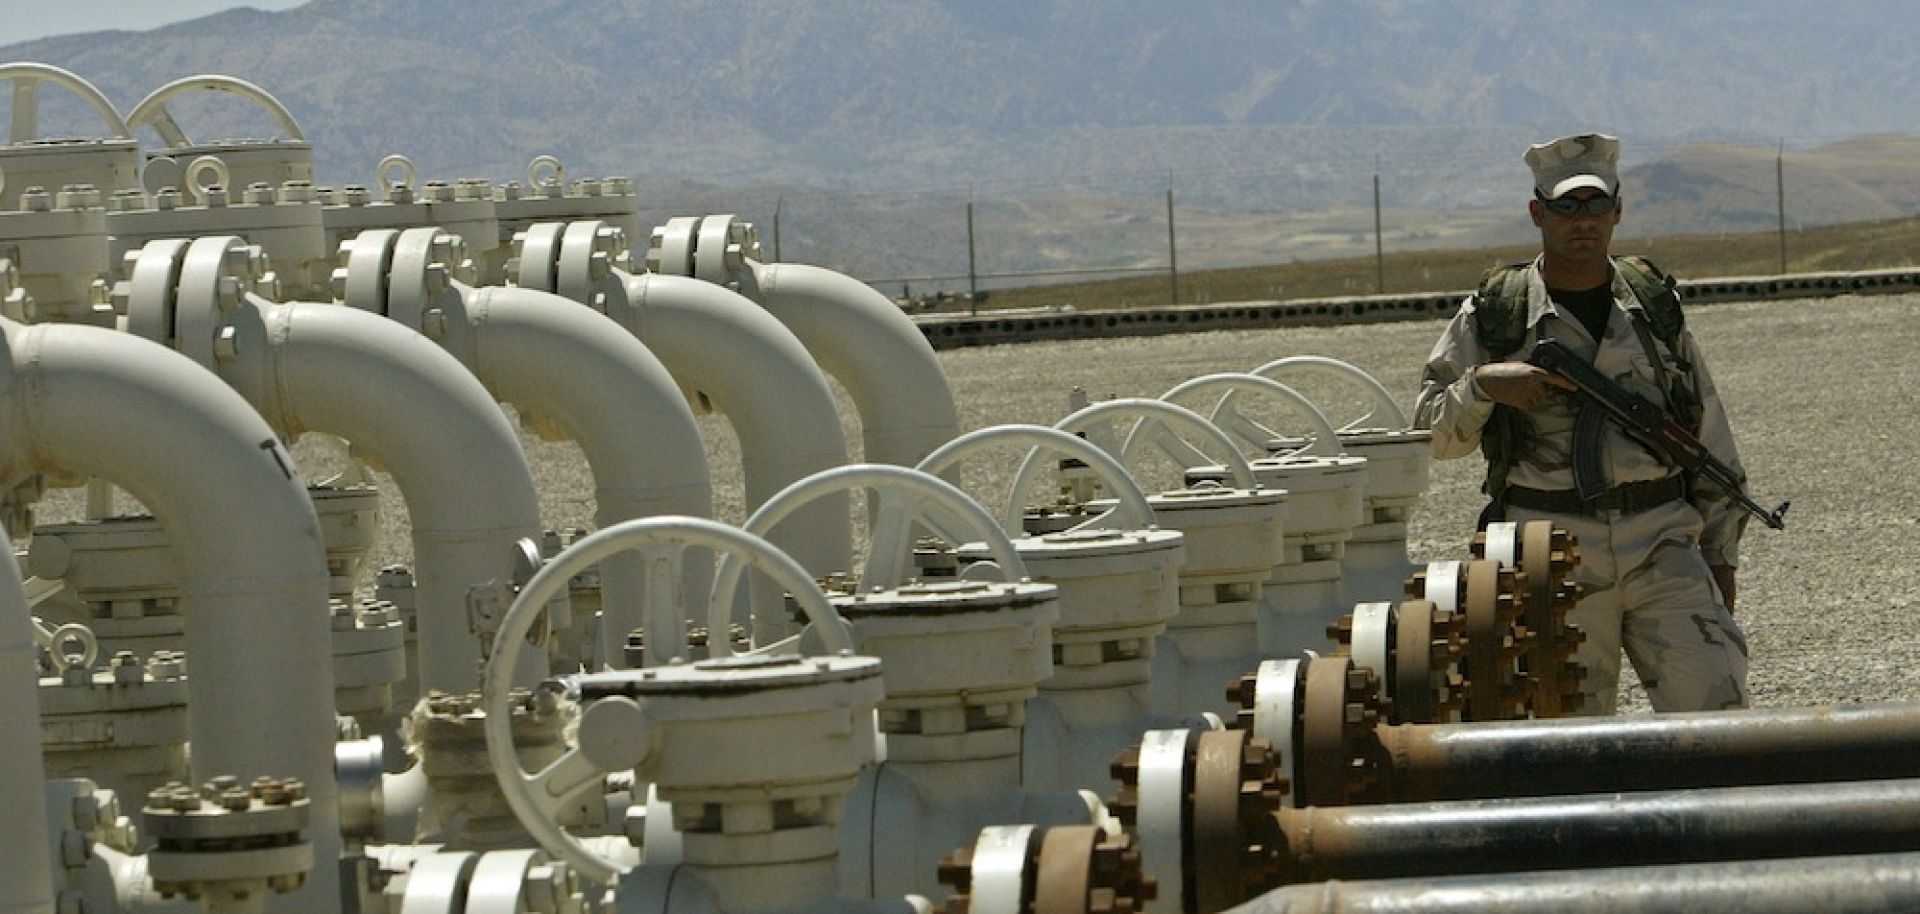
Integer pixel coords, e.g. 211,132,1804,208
119,237,192,347
1298,655,1386,805
142,775,312,900
510,222,567,292
1459,560,1532,721
646,215,700,276
386,226,462,334
1519,521,1587,716
1109,728,1282,912
1229,658,1301,805
1328,601,1394,685
937,825,1152,914
335,227,398,314
1192,729,1287,910
1389,598,1464,724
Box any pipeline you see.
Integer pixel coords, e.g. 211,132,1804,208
0,547,55,914
1266,777,1920,883
1230,851,1920,914
1373,700,1920,802
0,317,338,909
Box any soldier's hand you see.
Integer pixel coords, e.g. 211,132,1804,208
1472,362,1577,410
1710,564,1738,615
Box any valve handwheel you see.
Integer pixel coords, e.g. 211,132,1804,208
711,465,1033,652
1006,398,1262,511
1164,372,1344,460
482,516,856,885
0,62,133,143
1251,355,1412,433
917,424,1156,535
125,75,307,147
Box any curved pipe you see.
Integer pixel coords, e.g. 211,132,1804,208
744,261,960,468
457,285,713,667
0,318,338,906
235,300,545,692
0,547,54,914
615,272,852,576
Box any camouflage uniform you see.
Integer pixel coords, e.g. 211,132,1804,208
1414,257,1749,713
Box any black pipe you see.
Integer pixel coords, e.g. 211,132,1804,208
1278,777,1920,883
1377,701,1920,802
1231,851,1920,913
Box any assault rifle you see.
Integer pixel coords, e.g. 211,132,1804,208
1528,338,1788,530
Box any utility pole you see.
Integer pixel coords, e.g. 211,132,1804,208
966,185,979,316
772,195,783,262
1776,141,1788,274
1373,167,1385,294
1166,171,1179,305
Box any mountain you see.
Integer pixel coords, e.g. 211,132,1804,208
6,0,1920,280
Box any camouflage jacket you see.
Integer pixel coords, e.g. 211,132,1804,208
1413,256,1748,567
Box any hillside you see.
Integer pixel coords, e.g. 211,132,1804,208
6,1,1920,282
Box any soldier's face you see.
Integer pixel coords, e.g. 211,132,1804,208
1530,190,1622,266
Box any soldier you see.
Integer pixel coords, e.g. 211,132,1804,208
1413,133,1749,713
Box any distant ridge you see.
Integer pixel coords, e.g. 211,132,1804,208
6,1,1920,278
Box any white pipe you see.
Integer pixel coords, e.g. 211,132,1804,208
0,547,54,914
232,299,545,693
743,261,960,468
454,284,713,667
616,271,852,576
0,318,338,908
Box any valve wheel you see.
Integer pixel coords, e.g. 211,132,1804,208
937,825,1154,914
711,464,1030,652
1164,372,1344,460
917,423,1157,535
482,516,855,887
1250,356,1413,432
126,74,307,148
0,62,133,142
1015,397,1259,504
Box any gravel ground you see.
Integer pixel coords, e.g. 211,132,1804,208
931,293,1920,712
36,291,1916,712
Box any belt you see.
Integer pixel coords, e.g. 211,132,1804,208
1505,475,1687,516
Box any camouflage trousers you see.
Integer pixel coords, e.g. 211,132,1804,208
1509,500,1749,714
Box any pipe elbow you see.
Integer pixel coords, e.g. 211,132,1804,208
464,285,711,519
751,262,959,467
268,301,543,536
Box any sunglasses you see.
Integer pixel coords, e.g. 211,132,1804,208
1536,192,1619,217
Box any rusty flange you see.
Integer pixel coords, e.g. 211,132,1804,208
1412,561,1531,722
1107,729,1280,912
937,825,1155,914
1473,522,1589,717
1299,656,1387,805
1328,600,1463,725
1389,599,1465,724
1518,521,1587,716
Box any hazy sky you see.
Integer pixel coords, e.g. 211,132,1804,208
4,1,308,45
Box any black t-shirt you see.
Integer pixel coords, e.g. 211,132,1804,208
1549,283,1614,342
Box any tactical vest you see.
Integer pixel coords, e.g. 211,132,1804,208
1472,255,1704,505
